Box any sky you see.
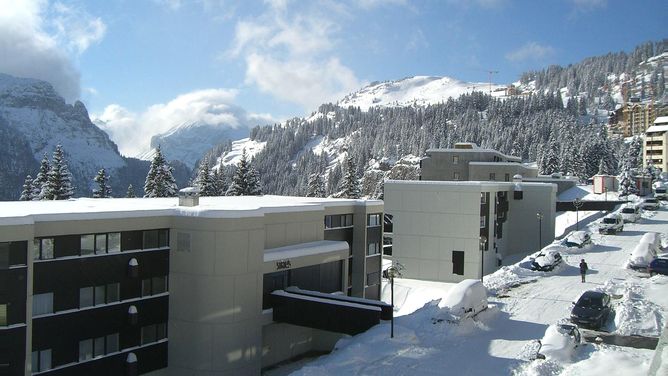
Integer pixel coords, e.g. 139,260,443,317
0,0,665,156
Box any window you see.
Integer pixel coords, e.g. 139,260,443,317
344,214,353,227
489,173,496,181
94,336,105,357
95,234,106,254
367,214,381,227
80,283,120,308
453,172,460,180
108,233,121,253
452,251,464,276
33,293,53,316
107,283,120,303
452,155,459,165
366,271,380,286
480,216,486,229
32,349,52,372
324,214,354,229
141,323,167,345
80,235,95,256
33,238,54,260
0,304,6,326
480,193,486,204
505,173,510,182
79,333,119,361
80,287,94,308
142,276,168,297
367,242,380,256
177,232,191,252
79,339,93,361
0,243,8,269
143,230,169,249
106,333,119,353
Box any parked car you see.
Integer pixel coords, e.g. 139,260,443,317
570,290,612,330
441,279,488,318
620,203,642,223
642,197,660,210
536,324,582,362
655,186,668,200
561,231,592,248
598,213,624,234
648,258,668,276
628,232,661,269
531,249,563,271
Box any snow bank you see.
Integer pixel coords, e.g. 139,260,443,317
599,278,665,337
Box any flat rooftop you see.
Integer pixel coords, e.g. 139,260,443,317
0,196,383,225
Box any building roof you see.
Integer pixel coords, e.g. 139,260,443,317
0,196,382,225
646,124,668,133
654,116,668,125
425,148,522,162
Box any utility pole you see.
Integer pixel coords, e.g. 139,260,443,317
487,70,499,95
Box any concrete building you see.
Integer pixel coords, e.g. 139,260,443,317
609,100,659,138
419,143,538,182
0,194,383,376
644,116,668,172
384,180,556,283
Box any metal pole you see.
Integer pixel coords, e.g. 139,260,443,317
390,276,394,339
576,208,579,231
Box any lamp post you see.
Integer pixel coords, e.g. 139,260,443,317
479,236,487,282
385,265,402,339
573,198,583,231
536,212,543,250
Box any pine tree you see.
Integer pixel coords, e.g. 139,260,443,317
227,149,254,196
20,175,34,201
93,168,112,198
597,158,609,175
211,168,227,196
126,184,136,198
306,173,326,197
33,153,50,200
247,166,262,195
194,159,216,196
338,154,361,199
144,146,178,197
618,163,637,197
45,145,74,200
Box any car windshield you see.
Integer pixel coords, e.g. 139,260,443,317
656,188,666,193
646,199,658,203
622,208,635,213
603,218,617,224
576,296,602,308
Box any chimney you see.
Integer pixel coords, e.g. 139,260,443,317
179,187,200,207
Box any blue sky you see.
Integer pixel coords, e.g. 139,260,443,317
0,0,665,155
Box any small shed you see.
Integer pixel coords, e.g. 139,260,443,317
634,175,653,196
593,175,617,194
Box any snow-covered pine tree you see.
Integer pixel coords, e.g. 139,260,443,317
45,145,74,200
194,159,216,196
247,166,262,195
618,163,637,197
306,173,326,197
93,168,112,198
126,184,136,198
211,168,227,196
540,134,560,175
597,158,610,175
227,149,251,196
144,146,178,197
338,154,361,199
20,175,34,201
32,153,50,200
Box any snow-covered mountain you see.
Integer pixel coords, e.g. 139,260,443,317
337,76,506,110
0,73,126,198
139,120,251,169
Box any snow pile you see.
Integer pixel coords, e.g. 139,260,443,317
213,138,266,168
600,278,665,337
380,278,454,317
483,259,542,296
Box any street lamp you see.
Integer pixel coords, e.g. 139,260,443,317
573,198,583,231
385,264,402,339
479,236,487,282
536,212,544,250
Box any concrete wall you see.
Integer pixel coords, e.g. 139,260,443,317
420,149,534,182
504,183,557,256
469,163,538,181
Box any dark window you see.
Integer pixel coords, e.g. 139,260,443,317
452,251,464,275
0,304,6,326
34,238,54,260
32,349,52,371
142,276,168,297
106,333,119,353
262,271,288,309
504,173,510,182
366,271,380,286
0,243,8,269
453,172,460,180
480,193,486,204
81,235,95,256
95,234,107,254
489,173,496,181
367,214,381,227
143,230,159,249
107,283,120,303
452,155,459,165
367,242,380,256
95,285,106,305
158,229,169,247
108,233,121,253
325,214,354,229
80,287,94,308
141,323,167,345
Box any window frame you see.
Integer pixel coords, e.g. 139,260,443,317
33,292,54,316
453,171,460,181
32,349,52,372
452,155,459,165
33,238,54,260
480,216,486,229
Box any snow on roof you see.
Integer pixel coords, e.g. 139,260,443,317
647,124,668,133
654,116,668,125
264,240,349,262
271,290,382,311
0,196,382,225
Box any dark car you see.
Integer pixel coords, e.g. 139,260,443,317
570,291,612,330
648,258,668,276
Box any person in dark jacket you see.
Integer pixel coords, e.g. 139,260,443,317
579,259,588,282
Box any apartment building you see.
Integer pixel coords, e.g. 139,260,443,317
0,194,383,376
644,116,668,172
384,180,556,283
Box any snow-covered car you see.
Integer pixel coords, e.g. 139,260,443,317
536,324,581,362
627,232,661,269
441,279,488,318
530,249,563,271
642,197,660,210
561,231,592,248
620,203,642,223
598,213,623,234
654,186,668,200
570,290,612,330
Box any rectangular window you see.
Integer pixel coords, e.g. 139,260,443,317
367,214,381,227
94,285,105,305
108,233,121,253
33,293,53,316
33,349,52,371
141,325,157,345
143,230,159,249
489,173,496,181
452,155,459,165
0,304,6,326
505,173,510,182
177,232,191,252
81,235,95,256
79,339,93,361
106,333,119,353
158,229,169,247
156,322,167,340
94,336,105,357
452,251,465,276
366,271,380,286
107,283,120,303
34,238,54,260
152,276,167,294
95,234,107,254
480,216,486,229
453,172,460,180
141,279,152,297
0,243,8,269
344,214,353,227
367,242,380,256
480,192,486,204
79,287,94,308
324,215,333,229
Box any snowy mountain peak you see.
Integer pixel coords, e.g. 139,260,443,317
337,75,505,110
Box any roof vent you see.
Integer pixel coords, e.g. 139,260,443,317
512,174,523,182
179,187,200,207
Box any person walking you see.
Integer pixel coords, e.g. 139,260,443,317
579,259,588,283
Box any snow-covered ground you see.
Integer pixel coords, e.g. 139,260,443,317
213,137,266,168
284,201,668,376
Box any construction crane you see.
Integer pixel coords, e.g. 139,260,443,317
487,70,499,95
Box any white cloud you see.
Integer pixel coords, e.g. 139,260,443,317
94,89,274,157
0,0,106,101
229,1,362,111
505,42,556,62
